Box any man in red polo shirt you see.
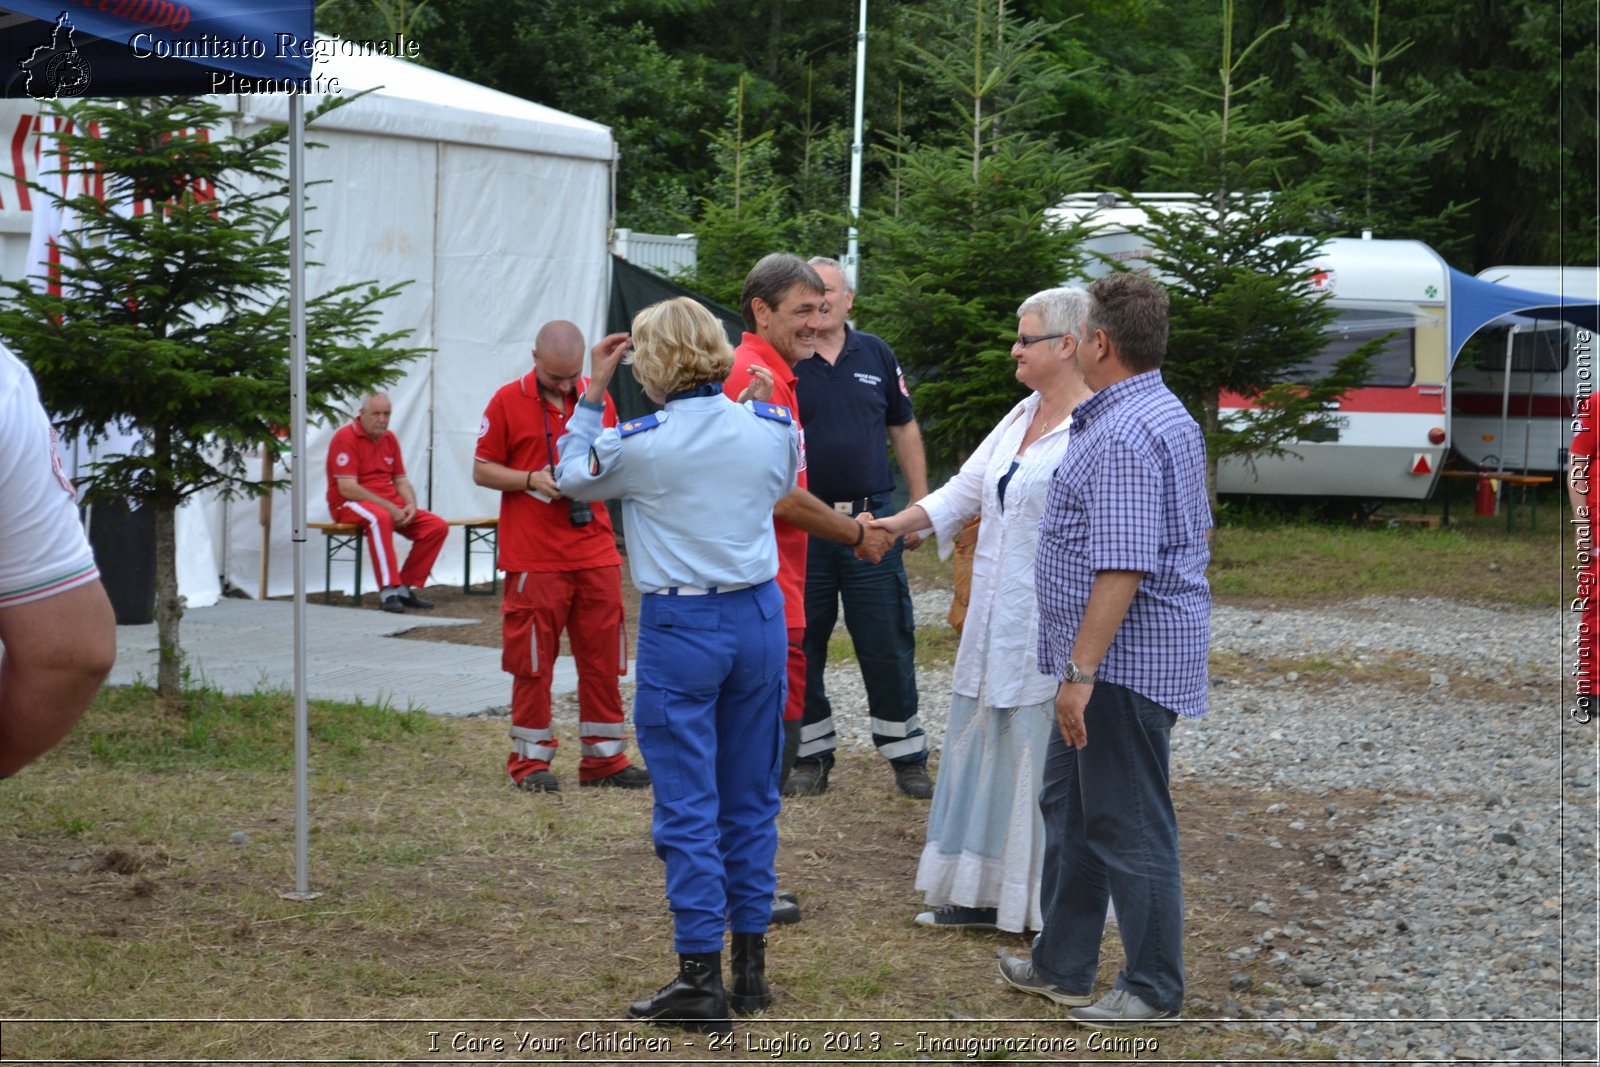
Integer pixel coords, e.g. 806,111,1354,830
326,393,448,614
723,254,895,922
473,321,648,793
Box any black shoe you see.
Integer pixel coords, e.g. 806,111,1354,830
782,761,829,797
915,903,998,929
515,769,560,793
628,952,731,1034
729,933,771,1015
580,764,651,789
893,762,933,799
398,587,434,609
379,596,405,614
771,890,801,925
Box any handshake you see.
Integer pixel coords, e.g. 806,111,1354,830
853,511,930,563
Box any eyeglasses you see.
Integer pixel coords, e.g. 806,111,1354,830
1014,333,1066,347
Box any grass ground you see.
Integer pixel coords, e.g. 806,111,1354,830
1,498,1567,1061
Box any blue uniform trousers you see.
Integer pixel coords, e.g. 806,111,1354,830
800,502,924,768
633,579,787,953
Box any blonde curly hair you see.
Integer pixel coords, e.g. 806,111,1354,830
629,297,735,400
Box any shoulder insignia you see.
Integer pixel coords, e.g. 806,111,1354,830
619,413,663,438
751,402,792,425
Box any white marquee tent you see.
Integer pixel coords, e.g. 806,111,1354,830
0,48,616,604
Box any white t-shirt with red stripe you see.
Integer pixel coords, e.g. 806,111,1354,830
0,345,99,608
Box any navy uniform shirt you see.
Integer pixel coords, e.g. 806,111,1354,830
794,327,914,504
554,389,800,594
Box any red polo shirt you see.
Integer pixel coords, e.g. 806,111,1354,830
326,419,407,514
725,332,808,630
477,371,621,573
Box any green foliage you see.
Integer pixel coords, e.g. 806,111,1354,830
676,77,797,307
1297,1,1471,257
0,95,424,696
82,682,437,772
1123,5,1376,506
862,138,1093,467
0,95,422,509
849,0,1099,466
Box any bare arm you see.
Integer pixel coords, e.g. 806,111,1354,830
887,419,930,502
473,458,562,500
771,489,893,563
0,581,116,777
1052,570,1144,749
887,420,931,550
870,504,931,539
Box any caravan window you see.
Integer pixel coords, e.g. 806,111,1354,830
1466,321,1571,373
1295,309,1416,388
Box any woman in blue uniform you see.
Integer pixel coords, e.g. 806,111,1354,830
555,297,798,1033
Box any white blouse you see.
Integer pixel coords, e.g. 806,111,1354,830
919,392,1074,708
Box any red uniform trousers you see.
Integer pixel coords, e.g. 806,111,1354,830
503,565,631,783
330,500,448,591
785,627,805,721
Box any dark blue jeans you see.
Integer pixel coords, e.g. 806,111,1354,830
798,520,924,770
1033,680,1184,1012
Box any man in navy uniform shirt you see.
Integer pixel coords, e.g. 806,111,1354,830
790,256,932,799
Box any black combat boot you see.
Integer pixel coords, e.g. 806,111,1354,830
729,932,771,1014
627,952,731,1034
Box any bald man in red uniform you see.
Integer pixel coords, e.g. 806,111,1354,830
474,321,649,793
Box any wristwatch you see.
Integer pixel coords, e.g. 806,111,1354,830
1062,660,1097,685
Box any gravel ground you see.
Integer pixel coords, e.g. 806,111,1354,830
815,593,1595,1062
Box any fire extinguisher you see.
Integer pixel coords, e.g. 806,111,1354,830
1474,476,1498,517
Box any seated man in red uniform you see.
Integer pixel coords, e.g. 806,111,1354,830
325,393,448,614
472,320,649,793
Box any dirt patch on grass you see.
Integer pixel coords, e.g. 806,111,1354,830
3,727,1374,1062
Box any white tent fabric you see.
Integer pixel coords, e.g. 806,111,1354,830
0,51,615,604
229,49,615,601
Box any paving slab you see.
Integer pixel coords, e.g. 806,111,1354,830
108,599,586,717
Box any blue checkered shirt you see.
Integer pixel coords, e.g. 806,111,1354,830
1035,371,1212,718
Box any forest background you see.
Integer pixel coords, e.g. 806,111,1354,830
317,0,1596,466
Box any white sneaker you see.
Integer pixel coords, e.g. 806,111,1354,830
1067,987,1179,1027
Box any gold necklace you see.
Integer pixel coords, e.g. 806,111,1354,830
1036,397,1071,433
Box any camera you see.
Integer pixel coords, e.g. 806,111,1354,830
568,499,593,527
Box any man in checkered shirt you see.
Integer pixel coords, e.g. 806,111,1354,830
998,271,1211,1027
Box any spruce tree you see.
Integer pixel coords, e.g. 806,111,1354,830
859,0,1094,466
1129,3,1375,509
0,96,422,699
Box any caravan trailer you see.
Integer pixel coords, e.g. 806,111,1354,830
1051,194,1449,500
1450,266,1600,474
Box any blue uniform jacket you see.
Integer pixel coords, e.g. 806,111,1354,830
555,391,799,594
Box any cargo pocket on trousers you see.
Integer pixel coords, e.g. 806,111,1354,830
632,688,682,802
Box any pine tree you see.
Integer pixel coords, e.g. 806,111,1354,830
677,75,793,308
860,0,1094,466
0,96,423,699
1129,2,1376,509
1300,0,1471,257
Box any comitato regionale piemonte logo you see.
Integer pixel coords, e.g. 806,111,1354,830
19,12,93,100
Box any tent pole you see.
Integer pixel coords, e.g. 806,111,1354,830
284,92,318,902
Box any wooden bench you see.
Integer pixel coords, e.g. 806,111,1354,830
307,517,499,605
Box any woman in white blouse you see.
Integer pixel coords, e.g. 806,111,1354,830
870,286,1092,933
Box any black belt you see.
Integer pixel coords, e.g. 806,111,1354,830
828,494,889,517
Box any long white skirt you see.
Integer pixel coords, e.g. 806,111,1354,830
915,691,1053,933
